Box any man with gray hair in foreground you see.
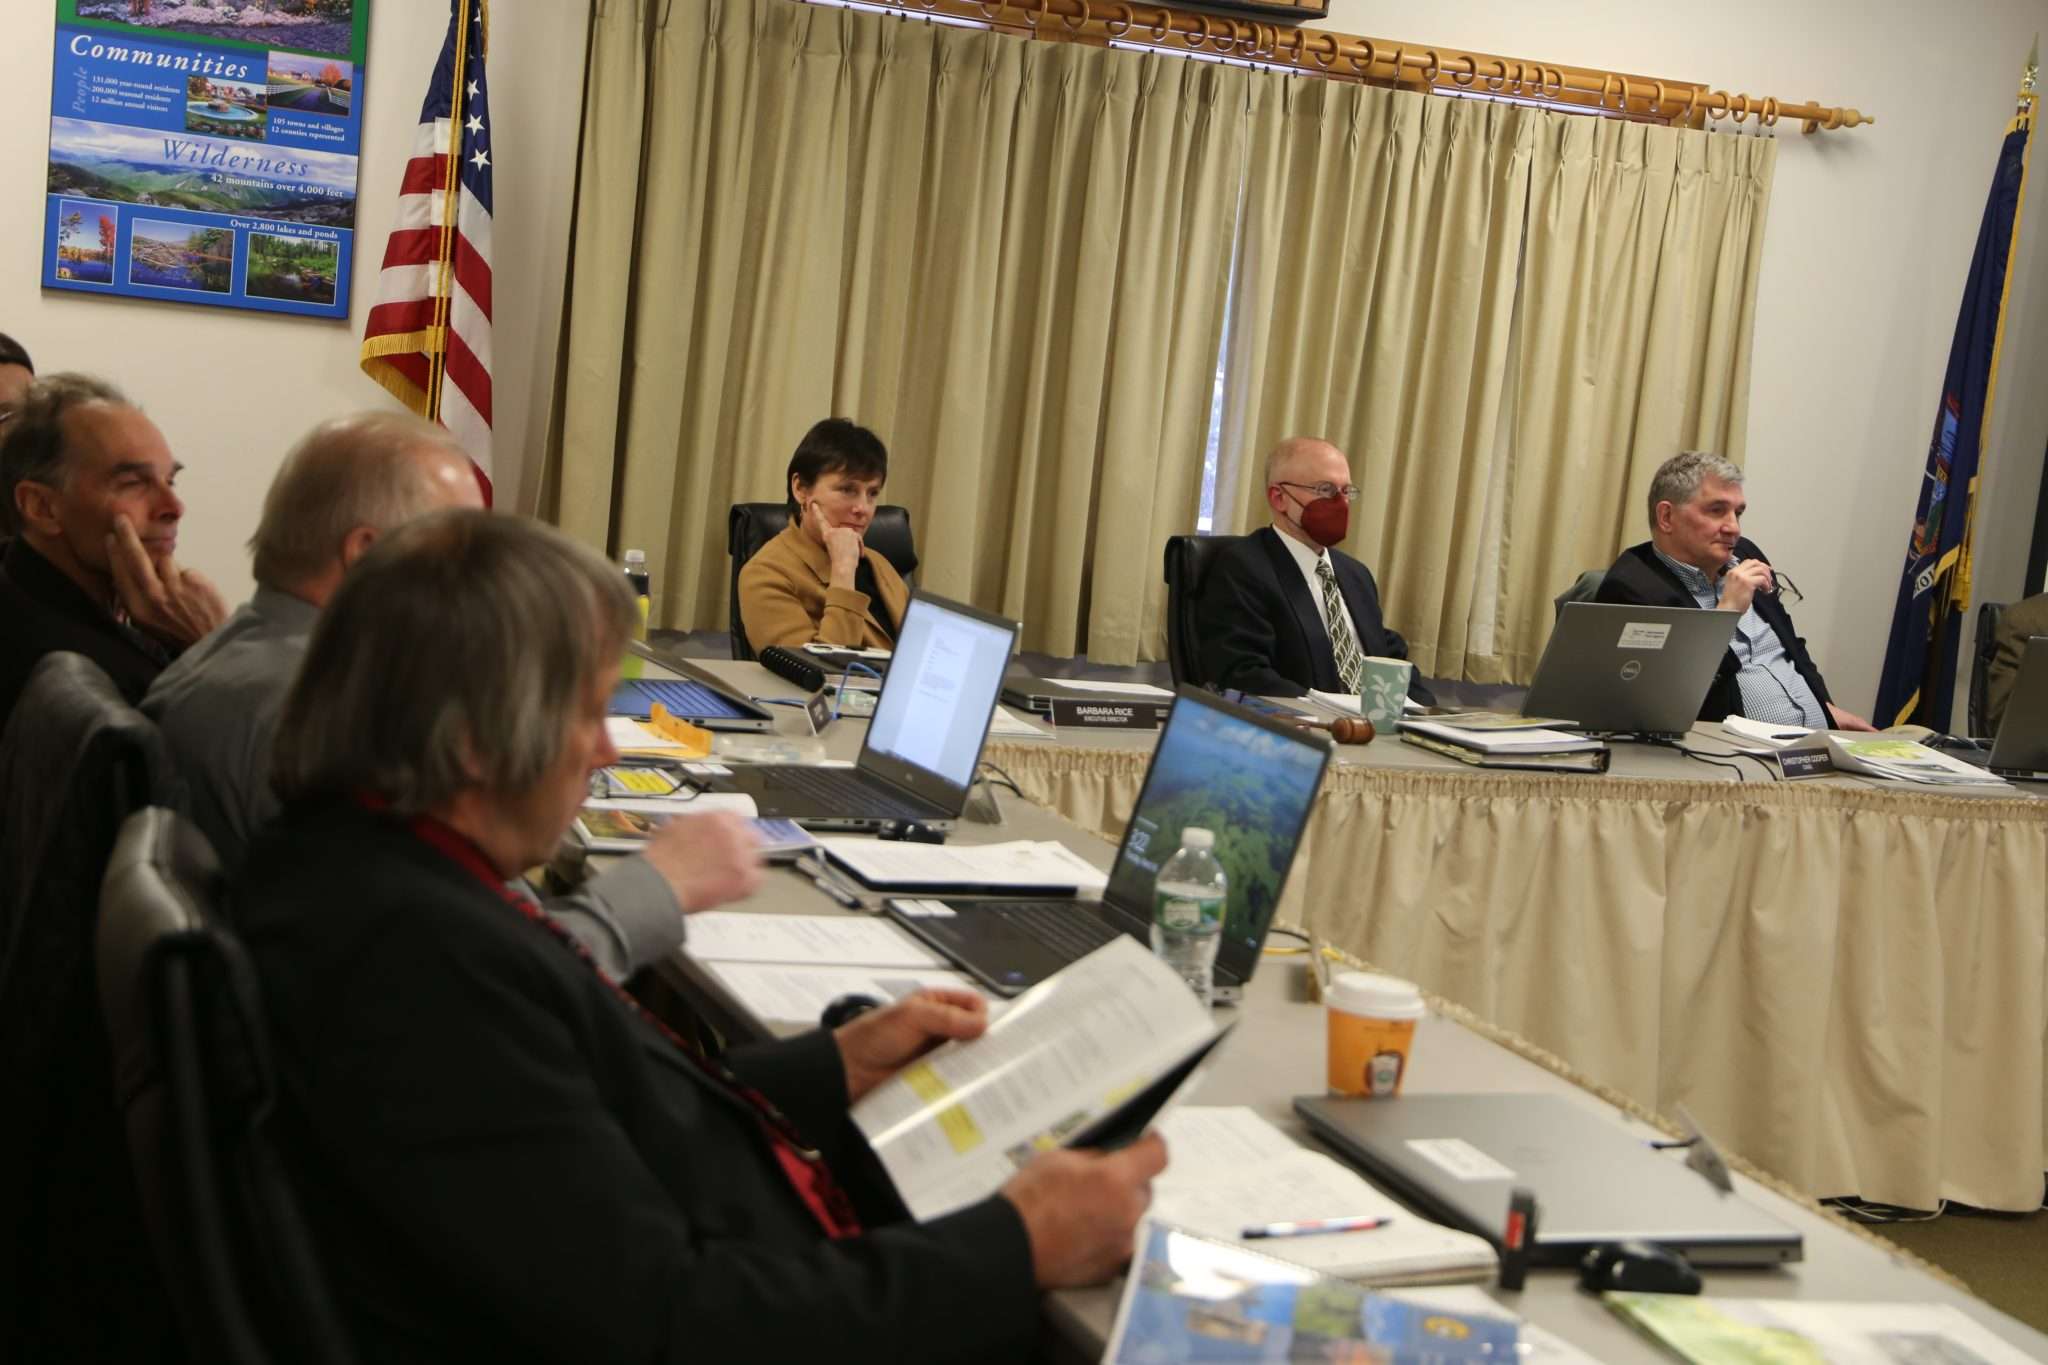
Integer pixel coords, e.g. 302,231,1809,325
144,412,747,979
1594,451,1874,730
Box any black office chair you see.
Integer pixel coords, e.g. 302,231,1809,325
725,502,919,660
1162,533,1246,686
98,806,357,1365
1553,569,1606,621
1970,599,2007,737
0,652,184,1362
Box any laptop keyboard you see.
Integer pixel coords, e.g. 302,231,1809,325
978,900,1127,958
764,765,937,820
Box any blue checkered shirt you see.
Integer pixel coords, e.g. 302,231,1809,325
1653,550,1826,728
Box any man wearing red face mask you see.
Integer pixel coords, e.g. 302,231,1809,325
1194,437,1432,702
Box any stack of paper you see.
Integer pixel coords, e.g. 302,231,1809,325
684,912,947,967
816,837,1108,894
1397,720,1609,771
1824,734,2007,786
1150,1107,1498,1285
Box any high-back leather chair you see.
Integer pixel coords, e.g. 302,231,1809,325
1162,534,1245,686
1971,599,2007,737
98,806,357,1365
725,502,919,660
0,652,183,1362
1553,569,1607,621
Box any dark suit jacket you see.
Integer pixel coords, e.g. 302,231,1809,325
1593,538,1834,723
235,802,1039,1365
0,536,172,728
1985,591,2048,733
1194,526,1432,702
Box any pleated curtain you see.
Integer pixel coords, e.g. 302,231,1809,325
547,0,1244,662
546,0,1777,677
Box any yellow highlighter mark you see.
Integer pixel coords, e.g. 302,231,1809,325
900,1064,982,1153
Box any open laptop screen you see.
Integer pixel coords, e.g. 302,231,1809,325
1105,692,1330,978
862,594,1017,792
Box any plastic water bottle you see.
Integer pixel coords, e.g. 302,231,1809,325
1151,827,1227,1008
622,548,651,643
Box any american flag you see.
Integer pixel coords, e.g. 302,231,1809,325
360,0,495,502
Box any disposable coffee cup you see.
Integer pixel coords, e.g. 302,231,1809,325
1357,657,1413,730
1326,971,1425,1097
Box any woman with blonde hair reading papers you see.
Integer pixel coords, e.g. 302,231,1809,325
738,418,910,650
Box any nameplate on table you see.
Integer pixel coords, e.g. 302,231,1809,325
1049,697,1169,730
805,689,834,734
1777,745,1833,780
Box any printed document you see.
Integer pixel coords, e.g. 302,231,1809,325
704,961,981,1028
683,913,945,969
852,936,1218,1221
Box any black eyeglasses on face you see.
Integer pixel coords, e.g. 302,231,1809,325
1275,480,1360,504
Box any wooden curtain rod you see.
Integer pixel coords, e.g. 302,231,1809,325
843,0,1873,132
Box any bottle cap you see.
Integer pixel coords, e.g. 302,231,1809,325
1325,971,1425,1020
1180,826,1214,851
623,548,647,568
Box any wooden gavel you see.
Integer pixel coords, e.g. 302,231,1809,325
1295,715,1375,744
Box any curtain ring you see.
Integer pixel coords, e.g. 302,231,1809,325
1543,67,1564,100
1681,84,1703,121
1240,21,1263,56
1448,55,1477,87
1021,0,1045,29
1213,17,1243,53
1344,38,1373,76
1487,60,1512,93
1102,2,1130,34
1706,89,1730,119
1059,0,1088,32
977,0,1002,19
1146,5,1171,39
1760,96,1779,126
1651,80,1668,113
1418,49,1441,83
1186,12,1213,48
1601,70,1625,110
1311,30,1339,69
1386,45,1405,80
1730,92,1751,123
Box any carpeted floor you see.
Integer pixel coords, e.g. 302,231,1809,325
1862,1204,2048,1334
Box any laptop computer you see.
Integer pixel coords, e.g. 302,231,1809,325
883,687,1333,1000
701,591,1019,831
1294,1093,1804,1267
1949,635,2048,781
609,659,776,732
1522,603,1740,737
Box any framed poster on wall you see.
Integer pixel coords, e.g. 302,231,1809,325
41,1,370,319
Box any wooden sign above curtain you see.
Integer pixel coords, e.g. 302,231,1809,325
1191,0,1327,22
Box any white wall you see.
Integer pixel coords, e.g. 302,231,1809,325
2,0,590,607
1316,0,2048,722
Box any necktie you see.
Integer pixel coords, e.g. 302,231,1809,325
403,810,864,1240
1317,558,1367,694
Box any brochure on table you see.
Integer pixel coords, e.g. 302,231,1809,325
1607,1292,2037,1364
42,1,369,318
1104,1222,1598,1363
851,936,1221,1222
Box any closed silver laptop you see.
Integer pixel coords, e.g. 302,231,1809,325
1523,603,1740,737
1295,1093,1803,1267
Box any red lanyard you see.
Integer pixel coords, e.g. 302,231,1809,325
394,805,863,1240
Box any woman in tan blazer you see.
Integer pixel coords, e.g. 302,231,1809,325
738,419,910,650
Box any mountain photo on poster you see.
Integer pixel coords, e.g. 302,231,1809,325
74,1,355,59
46,117,355,226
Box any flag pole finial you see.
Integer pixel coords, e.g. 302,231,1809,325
2025,35,2039,98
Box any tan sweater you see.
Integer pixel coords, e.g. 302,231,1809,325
736,521,909,651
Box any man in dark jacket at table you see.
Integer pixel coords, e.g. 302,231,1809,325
0,373,226,726
1595,451,1874,729
1194,436,1432,702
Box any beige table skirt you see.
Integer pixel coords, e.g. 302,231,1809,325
985,740,2048,1211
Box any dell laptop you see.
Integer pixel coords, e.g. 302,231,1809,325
609,658,777,733
701,591,1019,831
1522,603,1740,737
883,687,1333,1000
1295,1093,1804,1267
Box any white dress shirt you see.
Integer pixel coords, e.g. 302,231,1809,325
1272,523,1338,638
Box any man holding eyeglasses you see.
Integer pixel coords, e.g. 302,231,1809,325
1194,436,1431,702
1595,451,1875,730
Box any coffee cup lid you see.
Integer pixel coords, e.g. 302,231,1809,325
1326,971,1425,1019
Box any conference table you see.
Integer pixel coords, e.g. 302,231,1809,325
677,656,2048,1218
616,662,2048,1361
